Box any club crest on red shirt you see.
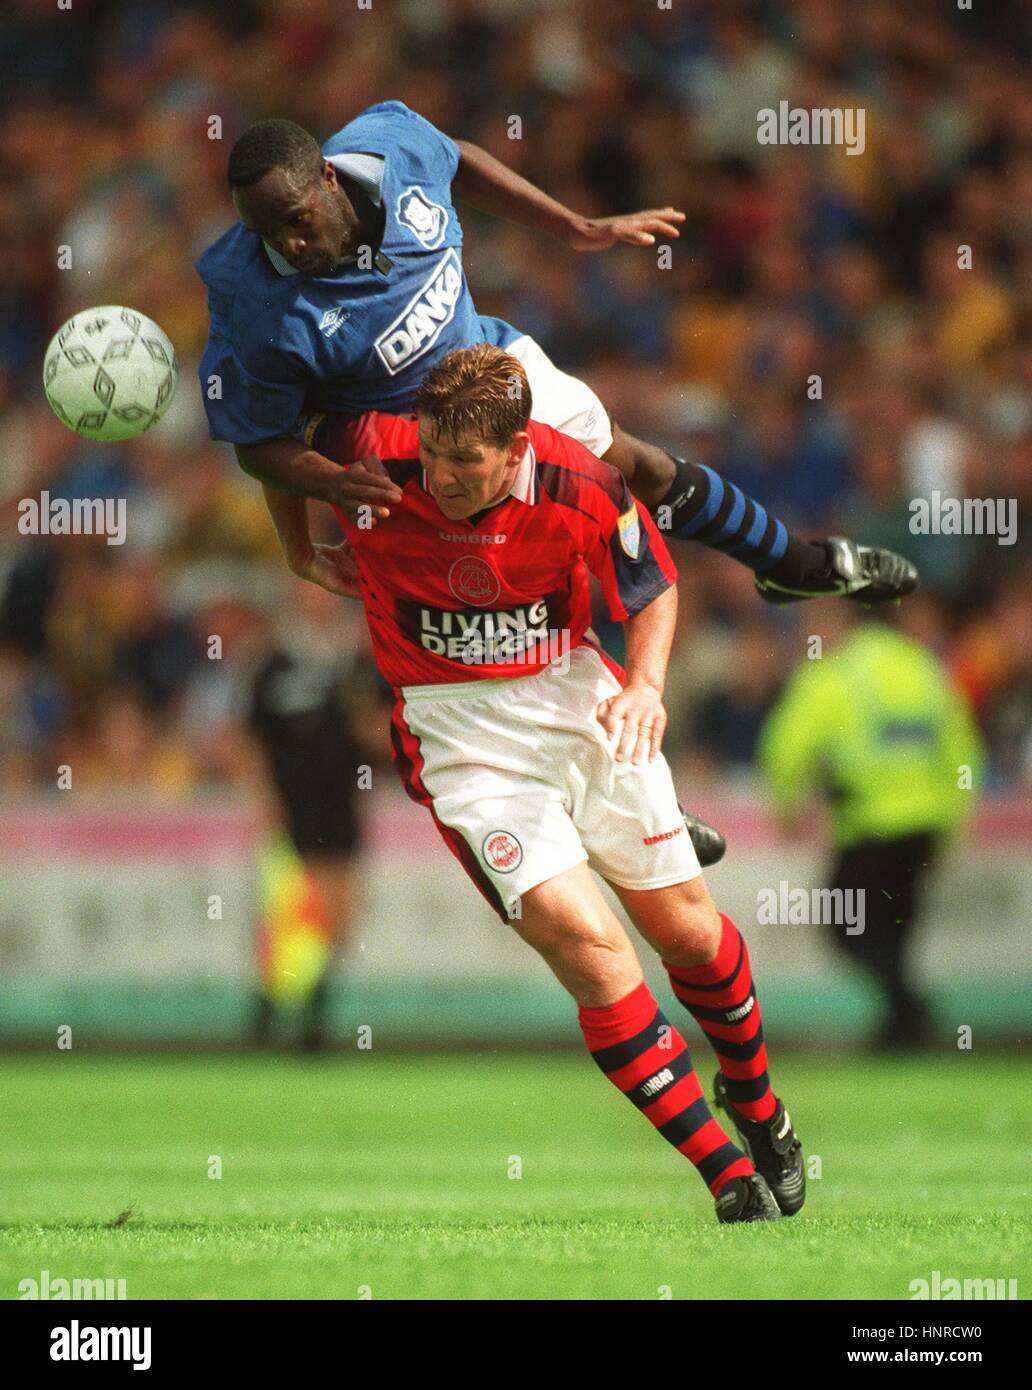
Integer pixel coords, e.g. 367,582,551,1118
448,555,502,606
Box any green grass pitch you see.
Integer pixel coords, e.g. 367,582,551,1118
2,1053,1029,1300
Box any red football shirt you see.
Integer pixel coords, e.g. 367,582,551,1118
328,412,677,689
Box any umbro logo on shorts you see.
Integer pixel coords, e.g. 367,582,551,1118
642,824,686,846
483,831,523,873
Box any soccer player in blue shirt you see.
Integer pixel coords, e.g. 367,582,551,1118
196,101,916,614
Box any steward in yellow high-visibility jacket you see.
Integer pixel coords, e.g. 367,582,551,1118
758,617,984,1048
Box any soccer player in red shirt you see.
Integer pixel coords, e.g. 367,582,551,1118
265,344,805,1223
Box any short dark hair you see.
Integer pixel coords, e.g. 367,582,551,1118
415,345,532,446
227,119,323,190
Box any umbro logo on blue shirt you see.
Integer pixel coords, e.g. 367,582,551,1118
319,306,349,337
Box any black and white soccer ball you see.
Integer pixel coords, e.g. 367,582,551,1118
42,306,178,442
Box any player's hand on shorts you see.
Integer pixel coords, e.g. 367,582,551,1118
597,683,667,764
329,453,402,523
296,541,362,599
568,208,685,251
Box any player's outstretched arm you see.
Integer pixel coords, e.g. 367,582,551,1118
261,483,361,600
452,140,685,250
236,437,401,519
596,584,677,766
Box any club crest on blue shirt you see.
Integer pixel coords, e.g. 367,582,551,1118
617,505,641,559
397,185,449,249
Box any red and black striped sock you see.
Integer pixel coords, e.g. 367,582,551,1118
578,978,754,1195
663,914,777,1123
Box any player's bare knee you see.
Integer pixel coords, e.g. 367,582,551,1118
654,904,721,965
529,917,625,969
678,878,722,961
626,876,722,965
523,920,637,1005
686,903,723,963
569,931,634,985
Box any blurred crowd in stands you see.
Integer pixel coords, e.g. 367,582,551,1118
1,0,1029,797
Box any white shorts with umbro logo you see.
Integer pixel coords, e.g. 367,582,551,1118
390,644,701,920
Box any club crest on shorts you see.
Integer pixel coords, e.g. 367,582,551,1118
617,505,641,559
397,185,449,249
448,555,501,606
483,830,523,873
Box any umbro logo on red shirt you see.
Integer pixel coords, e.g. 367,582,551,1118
438,532,507,544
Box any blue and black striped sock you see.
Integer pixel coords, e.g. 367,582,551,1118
652,455,827,585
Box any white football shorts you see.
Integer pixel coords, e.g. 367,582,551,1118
504,334,614,458
391,644,701,920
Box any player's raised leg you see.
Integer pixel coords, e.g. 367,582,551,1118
499,336,916,607
513,861,781,1224
611,875,806,1217
604,424,918,608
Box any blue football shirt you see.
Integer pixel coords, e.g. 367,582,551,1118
195,101,522,444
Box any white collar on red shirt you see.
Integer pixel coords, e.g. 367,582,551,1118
422,434,538,509
506,434,537,504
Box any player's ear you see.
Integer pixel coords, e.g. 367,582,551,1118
321,159,337,190
507,430,530,467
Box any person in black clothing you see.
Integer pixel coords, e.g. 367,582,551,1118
247,581,386,1049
